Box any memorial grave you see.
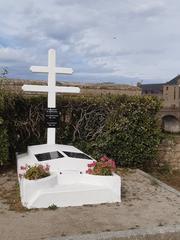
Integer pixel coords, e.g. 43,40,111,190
17,49,121,208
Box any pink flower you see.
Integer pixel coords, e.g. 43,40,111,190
86,155,116,176
19,173,23,179
86,169,93,174
87,161,96,168
20,166,25,170
44,164,50,172
100,155,108,162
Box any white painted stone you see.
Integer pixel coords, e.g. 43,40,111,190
17,144,121,208
18,49,121,208
22,49,80,145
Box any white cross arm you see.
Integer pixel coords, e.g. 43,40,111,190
30,66,73,75
22,85,80,94
30,66,49,73
22,84,48,92
56,86,80,93
56,67,73,74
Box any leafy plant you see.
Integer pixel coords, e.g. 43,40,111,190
0,126,9,166
86,155,116,176
92,96,163,169
1,93,162,170
0,93,9,166
48,204,58,210
19,164,50,180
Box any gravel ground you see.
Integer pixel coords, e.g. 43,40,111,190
0,169,180,240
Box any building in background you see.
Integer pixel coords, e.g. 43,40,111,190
163,75,180,108
140,75,180,107
140,76,180,133
140,83,163,98
160,75,180,133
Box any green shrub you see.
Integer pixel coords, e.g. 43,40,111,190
1,92,162,169
48,204,58,210
94,96,162,169
0,126,9,166
0,94,9,166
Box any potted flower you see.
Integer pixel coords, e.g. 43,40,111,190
18,164,59,208
19,164,50,180
86,155,116,176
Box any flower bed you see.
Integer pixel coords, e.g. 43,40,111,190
19,164,50,180
86,155,116,176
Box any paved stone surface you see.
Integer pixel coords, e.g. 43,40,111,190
0,169,180,240
48,225,180,240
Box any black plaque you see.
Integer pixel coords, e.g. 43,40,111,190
35,151,64,161
45,108,59,128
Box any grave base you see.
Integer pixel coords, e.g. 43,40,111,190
17,144,121,208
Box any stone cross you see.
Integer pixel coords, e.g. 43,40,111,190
22,49,80,145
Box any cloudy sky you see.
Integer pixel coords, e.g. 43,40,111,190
0,0,180,84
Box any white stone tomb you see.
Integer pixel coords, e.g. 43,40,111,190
17,49,121,208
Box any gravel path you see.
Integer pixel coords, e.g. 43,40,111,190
0,169,180,240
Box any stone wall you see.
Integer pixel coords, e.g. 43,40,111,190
79,85,141,96
1,79,141,96
162,115,180,133
158,137,180,170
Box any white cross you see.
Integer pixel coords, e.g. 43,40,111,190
22,49,80,145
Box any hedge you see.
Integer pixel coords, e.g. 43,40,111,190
0,92,162,169
0,94,9,166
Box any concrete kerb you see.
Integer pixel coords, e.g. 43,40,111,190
48,225,180,240
47,169,180,240
137,169,180,197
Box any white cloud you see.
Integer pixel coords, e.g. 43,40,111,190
0,0,179,83
0,48,35,63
